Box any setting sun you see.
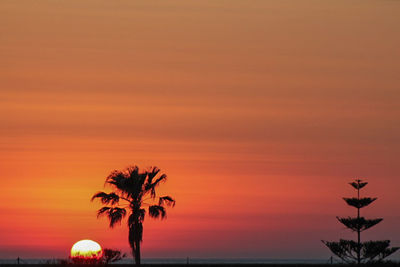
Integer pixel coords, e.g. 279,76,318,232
70,240,102,260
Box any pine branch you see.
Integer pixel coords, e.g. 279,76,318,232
362,240,391,262
322,239,359,263
337,217,383,232
349,181,368,190
343,197,377,209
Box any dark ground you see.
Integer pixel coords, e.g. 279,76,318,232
1,264,400,267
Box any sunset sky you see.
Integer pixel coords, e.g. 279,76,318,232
1,0,400,260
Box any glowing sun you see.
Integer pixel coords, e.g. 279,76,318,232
70,239,103,259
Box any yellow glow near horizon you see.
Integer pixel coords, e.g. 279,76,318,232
70,240,102,259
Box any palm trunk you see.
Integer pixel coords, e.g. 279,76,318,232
132,220,142,265
130,237,141,265
129,207,143,266
129,225,138,265
135,238,141,265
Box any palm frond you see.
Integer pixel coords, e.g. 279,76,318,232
148,205,166,219
106,171,128,191
159,196,176,207
146,174,167,198
91,191,107,201
121,166,147,200
108,207,127,228
127,165,140,178
144,167,159,193
138,208,146,222
97,207,111,218
91,191,120,205
147,166,160,184
127,166,145,189
152,174,167,187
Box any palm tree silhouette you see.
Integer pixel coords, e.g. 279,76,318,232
91,165,175,265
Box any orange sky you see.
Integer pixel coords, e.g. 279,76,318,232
1,0,400,260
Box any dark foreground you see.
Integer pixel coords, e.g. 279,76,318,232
1,264,400,267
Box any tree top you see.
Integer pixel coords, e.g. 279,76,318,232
349,179,368,190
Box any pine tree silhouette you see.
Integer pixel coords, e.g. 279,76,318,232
323,179,399,264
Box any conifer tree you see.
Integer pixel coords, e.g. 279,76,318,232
323,179,399,264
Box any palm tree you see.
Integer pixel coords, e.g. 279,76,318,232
91,165,175,265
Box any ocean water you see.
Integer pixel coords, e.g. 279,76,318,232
0,258,330,265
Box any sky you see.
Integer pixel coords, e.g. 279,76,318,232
1,0,400,261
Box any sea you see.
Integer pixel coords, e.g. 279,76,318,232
0,258,331,265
